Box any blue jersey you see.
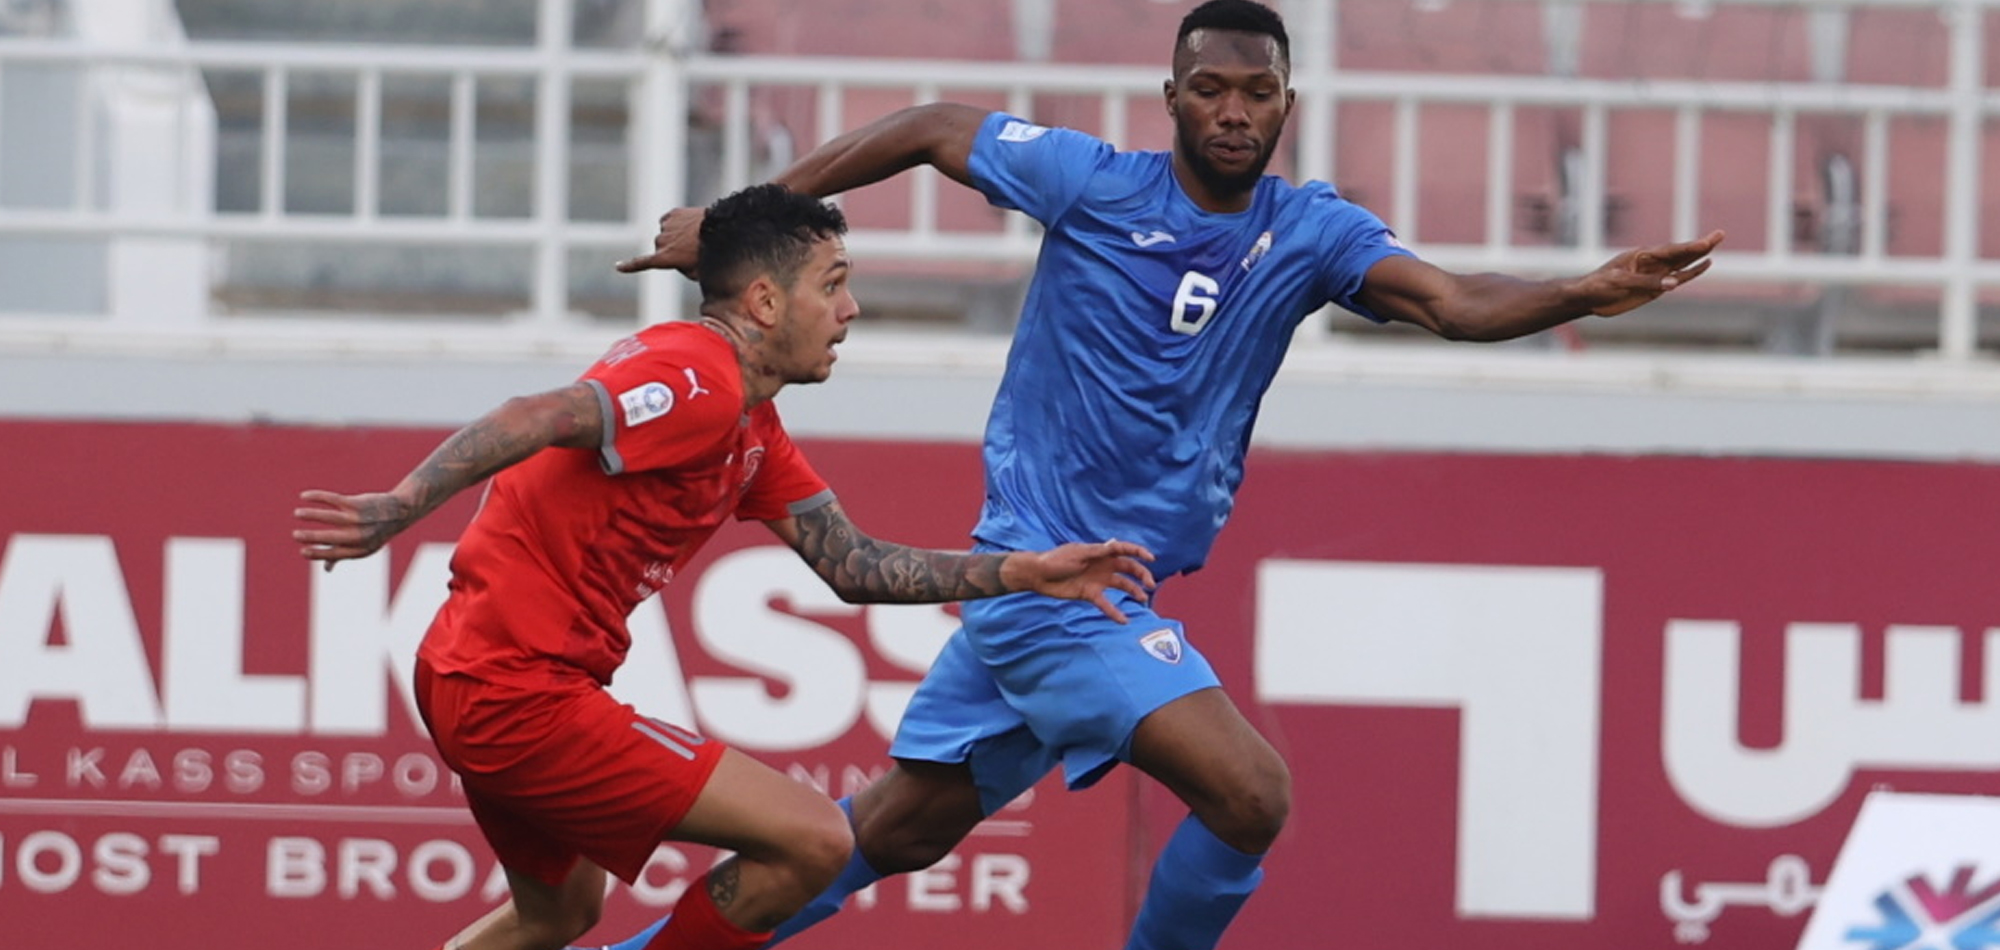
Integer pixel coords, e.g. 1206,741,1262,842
966,112,1414,577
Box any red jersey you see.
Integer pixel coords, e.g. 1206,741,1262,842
418,322,831,688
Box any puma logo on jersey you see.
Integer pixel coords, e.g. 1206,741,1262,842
682,367,711,399
1130,230,1177,248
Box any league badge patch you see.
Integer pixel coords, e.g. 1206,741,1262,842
998,120,1050,143
618,381,675,426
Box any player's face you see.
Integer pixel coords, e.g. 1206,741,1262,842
776,236,858,385
1167,29,1293,204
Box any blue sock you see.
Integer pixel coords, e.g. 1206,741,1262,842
1123,816,1266,950
764,797,885,947
579,915,667,950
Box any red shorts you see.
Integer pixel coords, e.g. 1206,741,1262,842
414,658,726,886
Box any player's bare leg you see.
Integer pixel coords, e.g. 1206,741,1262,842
1128,686,1290,852
1121,685,1291,950
778,689,1283,950
569,756,979,950
847,758,988,872
741,758,993,947
438,860,607,950
634,747,853,949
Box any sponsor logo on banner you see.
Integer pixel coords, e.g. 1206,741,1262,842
1843,864,2000,949
1796,792,2000,950
10,426,2000,950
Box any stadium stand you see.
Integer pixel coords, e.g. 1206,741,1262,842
4,0,2000,356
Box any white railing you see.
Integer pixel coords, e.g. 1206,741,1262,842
2,0,1999,359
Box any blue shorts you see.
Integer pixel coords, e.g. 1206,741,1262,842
888,587,1220,814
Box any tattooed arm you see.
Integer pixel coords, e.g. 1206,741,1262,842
292,383,604,566
765,499,1157,623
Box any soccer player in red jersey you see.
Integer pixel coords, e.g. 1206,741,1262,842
291,183,1156,950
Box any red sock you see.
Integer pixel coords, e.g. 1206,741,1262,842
641,873,773,950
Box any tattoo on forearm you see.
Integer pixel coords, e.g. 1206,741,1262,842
407,390,593,519
794,504,1010,602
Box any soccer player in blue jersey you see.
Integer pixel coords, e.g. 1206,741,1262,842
602,2,1723,950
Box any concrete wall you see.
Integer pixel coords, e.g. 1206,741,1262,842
8,331,2000,461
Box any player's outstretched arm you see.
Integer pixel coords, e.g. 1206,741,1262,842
1356,229,1725,342
766,500,1157,623
292,383,604,567
615,103,991,276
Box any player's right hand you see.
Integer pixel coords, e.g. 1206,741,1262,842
293,489,416,569
614,206,705,277
1016,539,1158,624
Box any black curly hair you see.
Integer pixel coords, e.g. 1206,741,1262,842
1176,0,1290,75
697,183,848,302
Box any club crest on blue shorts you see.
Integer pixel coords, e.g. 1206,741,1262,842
1140,628,1183,664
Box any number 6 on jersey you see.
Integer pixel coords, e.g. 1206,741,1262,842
1171,271,1221,335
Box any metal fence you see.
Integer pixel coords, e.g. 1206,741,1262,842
3,0,1999,361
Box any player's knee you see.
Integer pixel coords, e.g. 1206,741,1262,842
1211,761,1292,853
1242,777,1292,851
791,805,856,893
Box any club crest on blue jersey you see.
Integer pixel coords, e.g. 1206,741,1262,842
1240,230,1274,271
1139,628,1183,664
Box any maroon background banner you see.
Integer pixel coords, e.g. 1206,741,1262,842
3,419,1998,950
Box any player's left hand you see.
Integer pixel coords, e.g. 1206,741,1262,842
1010,539,1157,624
1584,229,1726,317
293,489,417,570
